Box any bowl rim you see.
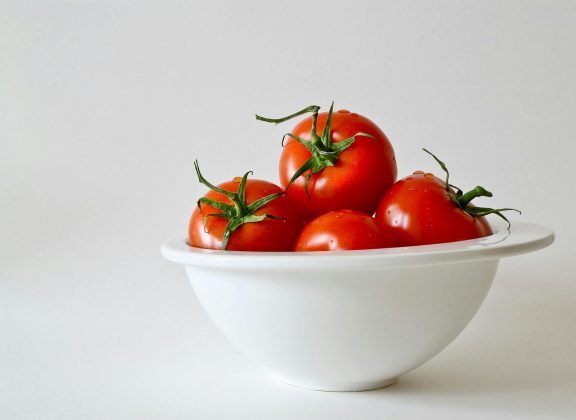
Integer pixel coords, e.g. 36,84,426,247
161,220,554,270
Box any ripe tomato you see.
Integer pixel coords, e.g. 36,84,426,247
375,172,493,246
257,104,397,221
189,162,304,251
294,210,396,251
374,150,518,246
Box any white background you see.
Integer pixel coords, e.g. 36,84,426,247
2,1,575,419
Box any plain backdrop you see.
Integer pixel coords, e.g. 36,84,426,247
1,1,575,419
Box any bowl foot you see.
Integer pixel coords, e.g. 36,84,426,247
274,375,399,392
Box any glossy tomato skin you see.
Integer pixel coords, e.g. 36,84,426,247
281,110,397,221
294,209,396,251
189,179,304,251
374,173,493,246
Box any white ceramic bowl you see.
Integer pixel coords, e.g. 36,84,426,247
161,221,553,391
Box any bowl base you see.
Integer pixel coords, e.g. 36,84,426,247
275,375,399,392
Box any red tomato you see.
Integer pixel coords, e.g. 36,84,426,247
374,172,493,246
189,162,304,251
257,104,397,221
294,210,396,251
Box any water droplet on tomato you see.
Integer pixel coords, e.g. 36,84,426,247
233,177,242,183
351,113,359,117
425,173,434,179
413,170,425,174
338,109,350,113
408,185,416,191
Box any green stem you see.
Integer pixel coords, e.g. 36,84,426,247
309,107,322,145
255,105,320,125
458,186,493,207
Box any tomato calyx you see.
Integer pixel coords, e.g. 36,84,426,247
256,102,374,194
194,160,285,250
422,149,521,227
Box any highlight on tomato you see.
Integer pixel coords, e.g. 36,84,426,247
294,209,396,251
375,149,520,246
256,103,397,221
188,161,304,251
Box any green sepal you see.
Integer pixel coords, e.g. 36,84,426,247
257,102,376,193
283,133,319,153
247,192,285,213
423,148,450,189
422,149,521,227
194,161,284,250
285,158,315,193
197,197,234,213
195,160,236,200
330,136,356,153
237,170,253,203
320,102,335,149
202,213,228,233
465,206,521,228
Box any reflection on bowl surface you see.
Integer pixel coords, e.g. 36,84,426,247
162,221,553,391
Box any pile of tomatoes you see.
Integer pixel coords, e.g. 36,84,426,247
188,103,517,252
